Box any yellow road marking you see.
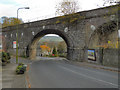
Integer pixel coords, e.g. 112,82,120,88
26,64,31,88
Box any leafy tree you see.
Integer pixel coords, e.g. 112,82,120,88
1,16,23,28
40,45,50,52
55,0,80,16
1,17,9,28
57,41,67,54
52,47,57,55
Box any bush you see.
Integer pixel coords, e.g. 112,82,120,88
2,52,11,63
1,52,11,66
16,63,27,74
2,52,7,62
48,54,58,57
58,54,66,57
7,53,11,60
18,63,24,66
54,54,58,57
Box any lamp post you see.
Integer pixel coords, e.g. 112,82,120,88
16,7,29,64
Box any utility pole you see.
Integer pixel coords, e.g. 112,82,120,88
16,7,30,64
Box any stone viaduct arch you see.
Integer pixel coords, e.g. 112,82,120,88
27,29,73,60
1,5,120,64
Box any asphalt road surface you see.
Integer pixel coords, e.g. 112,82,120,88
28,57,118,88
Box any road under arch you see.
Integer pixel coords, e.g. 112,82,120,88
26,29,73,60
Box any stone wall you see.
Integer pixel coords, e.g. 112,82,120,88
87,48,118,67
102,49,118,67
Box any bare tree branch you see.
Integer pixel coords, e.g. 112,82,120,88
55,0,80,16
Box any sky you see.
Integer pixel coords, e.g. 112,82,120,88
0,0,118,37
0,0,107,23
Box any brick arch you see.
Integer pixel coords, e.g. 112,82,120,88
26,29,74,60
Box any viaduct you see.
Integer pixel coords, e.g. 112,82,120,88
2,5,120,67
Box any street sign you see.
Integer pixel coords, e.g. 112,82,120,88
13,41,16,48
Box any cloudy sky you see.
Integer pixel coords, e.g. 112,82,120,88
0,0,107,23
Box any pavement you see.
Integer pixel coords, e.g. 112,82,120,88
2,63,17,88
2,57,32,88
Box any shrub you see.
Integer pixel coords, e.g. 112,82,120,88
7,53,11,60
2,52,10,62
18,63,24,66
54,54,58,57
48,54,58,57
16,63,27,74
58,54,66,57
2,52,7,62
1,52,11,66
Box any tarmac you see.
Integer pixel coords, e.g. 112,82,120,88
1,57,119,88
67,60,119,72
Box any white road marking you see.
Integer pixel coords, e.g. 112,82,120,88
58,62,118,79
55,60,118,79
58,65,118,87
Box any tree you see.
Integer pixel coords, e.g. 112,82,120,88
57,41,67,54
1,16,23,28
55,0,80,16
102,0,119,6
55,0,81,26
52,47,57,55
1,17,9,28
40,45,50,52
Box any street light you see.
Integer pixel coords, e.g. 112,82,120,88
16,7,30,64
